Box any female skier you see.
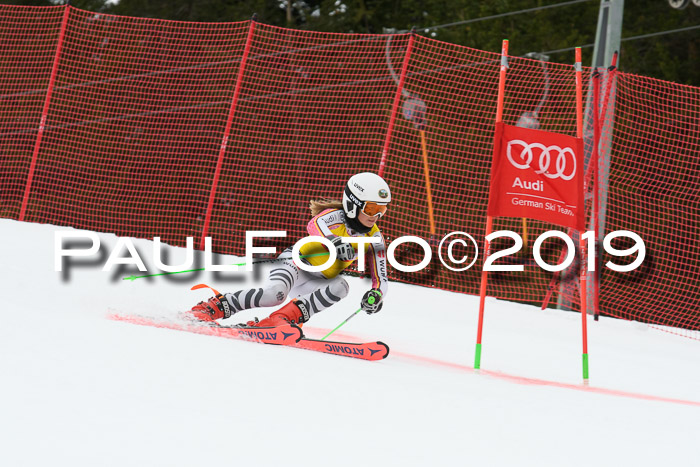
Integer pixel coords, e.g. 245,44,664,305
188,172,390,327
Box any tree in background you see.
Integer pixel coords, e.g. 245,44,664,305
7,0,700,85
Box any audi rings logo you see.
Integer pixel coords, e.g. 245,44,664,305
506,140,577,180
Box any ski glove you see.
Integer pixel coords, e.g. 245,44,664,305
361,289,383,314
328,235,356,262
191,293,231,320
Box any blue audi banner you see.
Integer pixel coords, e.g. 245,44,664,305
487,122,585,231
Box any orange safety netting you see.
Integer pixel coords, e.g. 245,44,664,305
1,5,697,331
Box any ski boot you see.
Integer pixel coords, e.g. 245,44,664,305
187,294,231,322
248,299,310,327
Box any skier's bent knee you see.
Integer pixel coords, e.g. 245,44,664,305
264,282,288,306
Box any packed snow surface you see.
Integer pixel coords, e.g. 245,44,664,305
1,219,698,467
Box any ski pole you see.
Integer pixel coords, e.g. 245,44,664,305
321,290,383,340
321,308,362,341
123,251,330,281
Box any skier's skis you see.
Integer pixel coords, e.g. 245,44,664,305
109,313,389,360
293,338,389,361
109,313,303,345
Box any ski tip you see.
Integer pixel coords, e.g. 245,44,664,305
376,341,390,359
190,283,221,295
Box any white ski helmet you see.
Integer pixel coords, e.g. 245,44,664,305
342,172,391,219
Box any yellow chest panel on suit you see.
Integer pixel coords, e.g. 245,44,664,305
299,222,381,279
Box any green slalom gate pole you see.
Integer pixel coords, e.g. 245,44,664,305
474,343,482,370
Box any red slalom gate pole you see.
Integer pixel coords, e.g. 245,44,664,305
200,20,257,250
474,39,508,371
19,4,71,221
575,47,590,383
378,32,415,177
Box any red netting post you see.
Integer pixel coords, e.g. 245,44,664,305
18,4,71,221
599,51,618,137
541,51,620,314
474,39,508,371
575,47,590,383
200,19,257,250
594,51,617,320
592,71,601,321
378,32,415,177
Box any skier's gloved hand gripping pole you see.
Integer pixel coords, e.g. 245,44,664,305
360,289,383,314
328,235,356,262
321,289,383,341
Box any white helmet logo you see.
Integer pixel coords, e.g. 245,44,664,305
506,139,576,181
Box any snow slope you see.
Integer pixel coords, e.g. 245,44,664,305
1,219,699,467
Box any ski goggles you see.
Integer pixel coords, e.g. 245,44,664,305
361,201,388,218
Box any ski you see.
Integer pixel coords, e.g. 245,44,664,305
293,338,389,361
108,313,303,345
109,313,389,360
